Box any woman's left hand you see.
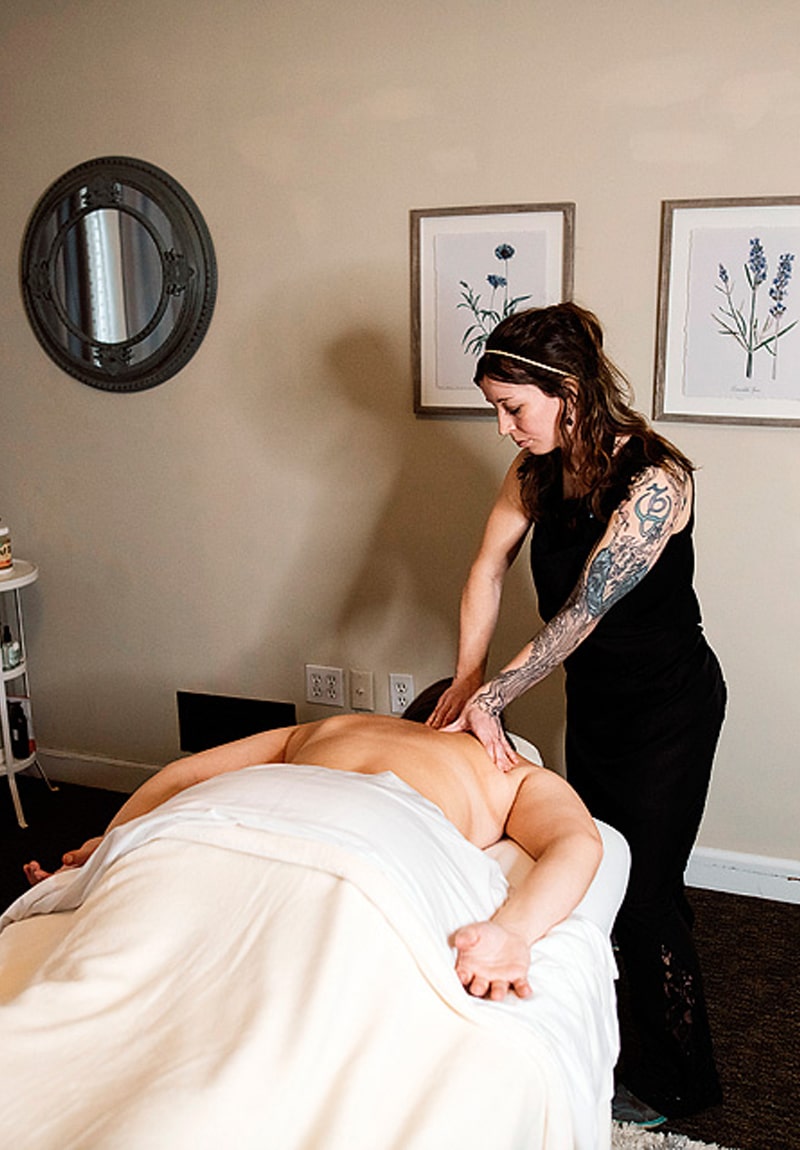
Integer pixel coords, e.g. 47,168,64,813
444,695,518,772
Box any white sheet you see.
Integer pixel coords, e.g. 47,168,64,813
0,765,623,1150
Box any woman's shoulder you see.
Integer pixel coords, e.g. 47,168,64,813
619,429,693,475
610,434,691,492
602,440,692,534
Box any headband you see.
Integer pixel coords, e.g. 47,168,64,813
484,348,571,377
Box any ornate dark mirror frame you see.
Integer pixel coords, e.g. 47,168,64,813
20,156,217,392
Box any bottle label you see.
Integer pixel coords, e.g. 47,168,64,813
0,532,11,570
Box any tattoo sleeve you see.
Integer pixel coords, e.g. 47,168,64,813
474,467,689,717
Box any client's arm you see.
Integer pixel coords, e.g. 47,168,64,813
24,725,299,884
103,725,298,833
453,765,602,1001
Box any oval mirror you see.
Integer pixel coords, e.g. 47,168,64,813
20,156,217,392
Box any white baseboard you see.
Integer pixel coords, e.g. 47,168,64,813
32,749,800,906
686,846,800,904
36,748,159,794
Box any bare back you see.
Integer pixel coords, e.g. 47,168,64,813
284,713,535,849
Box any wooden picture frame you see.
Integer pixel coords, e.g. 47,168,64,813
654,196,800,426
410,203,575,416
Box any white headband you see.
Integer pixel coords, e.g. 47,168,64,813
484,348,571,377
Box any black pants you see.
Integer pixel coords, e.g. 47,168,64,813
566,647,727,1117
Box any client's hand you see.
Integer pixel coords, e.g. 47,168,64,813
23,836,103,886
452,920,532,1002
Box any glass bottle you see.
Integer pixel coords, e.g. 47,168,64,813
1,624,21,671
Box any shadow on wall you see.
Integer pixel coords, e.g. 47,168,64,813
326,325,486,633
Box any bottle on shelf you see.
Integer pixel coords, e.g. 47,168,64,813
8,699,30,760
1,624,21,672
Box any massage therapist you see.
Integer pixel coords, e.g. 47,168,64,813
428,302,726,1125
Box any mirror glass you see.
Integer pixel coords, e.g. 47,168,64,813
21,157,217,392
56,210,162,338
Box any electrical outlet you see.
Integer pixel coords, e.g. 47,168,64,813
389,673,414,714
305,664,345,707
350,669,375,711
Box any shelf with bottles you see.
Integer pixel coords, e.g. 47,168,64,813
0,558,45,827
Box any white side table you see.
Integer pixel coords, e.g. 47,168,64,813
0,560,54,828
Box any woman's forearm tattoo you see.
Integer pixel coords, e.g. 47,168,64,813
474,470,687,717
475,599,585,715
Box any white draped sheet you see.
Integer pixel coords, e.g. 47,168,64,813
0,765,624,1150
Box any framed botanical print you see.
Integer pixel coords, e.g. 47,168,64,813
654,197,800,426
410,203,575,415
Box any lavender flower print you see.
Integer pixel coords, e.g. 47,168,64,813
769,253,795,379
714,239,796,379
458,243,532,357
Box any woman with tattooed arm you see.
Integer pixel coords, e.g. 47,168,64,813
428,302,726,1127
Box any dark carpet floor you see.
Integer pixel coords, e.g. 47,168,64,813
1,773,798,1150
617,884,799,1150
665,886,798,1150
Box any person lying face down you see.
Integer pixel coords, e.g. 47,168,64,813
25,690,602,1004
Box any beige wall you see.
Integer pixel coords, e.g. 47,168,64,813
0,0,797,859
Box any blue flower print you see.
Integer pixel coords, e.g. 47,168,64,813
458,242,531,357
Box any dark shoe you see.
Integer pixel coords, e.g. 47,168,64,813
612,1083,667,1128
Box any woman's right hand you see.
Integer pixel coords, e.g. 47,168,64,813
426,674,483,728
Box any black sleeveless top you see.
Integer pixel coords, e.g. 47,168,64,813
529,440,709,710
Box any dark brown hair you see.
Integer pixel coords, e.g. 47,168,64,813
475,302,694,522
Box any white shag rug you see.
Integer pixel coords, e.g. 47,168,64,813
612,1123,739,1150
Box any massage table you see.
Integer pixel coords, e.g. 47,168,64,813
0,739,629,1150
